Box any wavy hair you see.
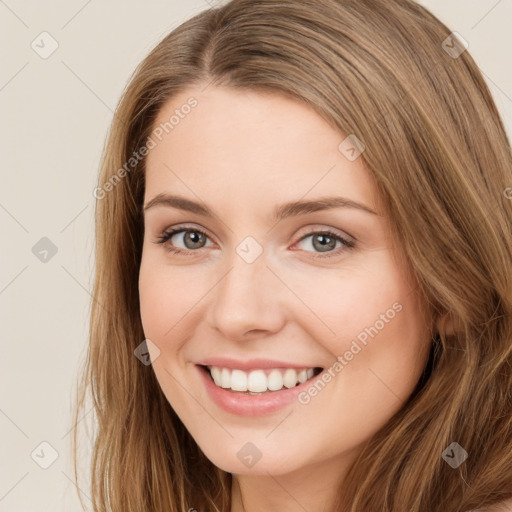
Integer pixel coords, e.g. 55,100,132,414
72,0,512,510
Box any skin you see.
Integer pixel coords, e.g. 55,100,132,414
138,83,435,511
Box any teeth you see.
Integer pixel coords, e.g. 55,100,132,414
283,368,298,388
221,368,230,388
248,370,267,392
268,369,283,391
211,367,222,386
297,369,308,383
231,369,247,391
207,366,317,393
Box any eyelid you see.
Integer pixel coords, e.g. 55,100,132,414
292,228,356,258
153,223,356,256
294,224,355,243
154,223,215,248
159,222,215,238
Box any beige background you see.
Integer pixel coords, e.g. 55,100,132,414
1,1,511,510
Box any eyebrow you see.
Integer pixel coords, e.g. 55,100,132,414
143,193,378,220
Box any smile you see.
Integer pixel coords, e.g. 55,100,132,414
205,365,323,394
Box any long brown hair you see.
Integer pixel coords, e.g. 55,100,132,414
72,0,512,510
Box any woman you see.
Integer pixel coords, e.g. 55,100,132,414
72,0,512,510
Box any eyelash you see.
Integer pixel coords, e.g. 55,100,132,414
153,225,356,259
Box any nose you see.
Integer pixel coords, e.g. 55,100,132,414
207,248,286,340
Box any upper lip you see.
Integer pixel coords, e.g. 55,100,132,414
197,357,322,371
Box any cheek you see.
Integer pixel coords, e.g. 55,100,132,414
278,257,410,345
281,255,430,384
138,258,197,341
290,267,429,450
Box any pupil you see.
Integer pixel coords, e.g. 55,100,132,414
185,231,204,249
314,234,335,252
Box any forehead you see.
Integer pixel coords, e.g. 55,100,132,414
144,85,380,215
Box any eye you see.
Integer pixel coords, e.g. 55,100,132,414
153,226,214,254
294,229,355,258
153,225,356,258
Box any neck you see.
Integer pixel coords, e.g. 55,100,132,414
229,450,358,512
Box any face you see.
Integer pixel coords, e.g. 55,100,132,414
138,84,432,479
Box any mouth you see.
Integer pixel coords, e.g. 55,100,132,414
198,365,323,395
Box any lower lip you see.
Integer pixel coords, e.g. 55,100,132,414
197,365,320,417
